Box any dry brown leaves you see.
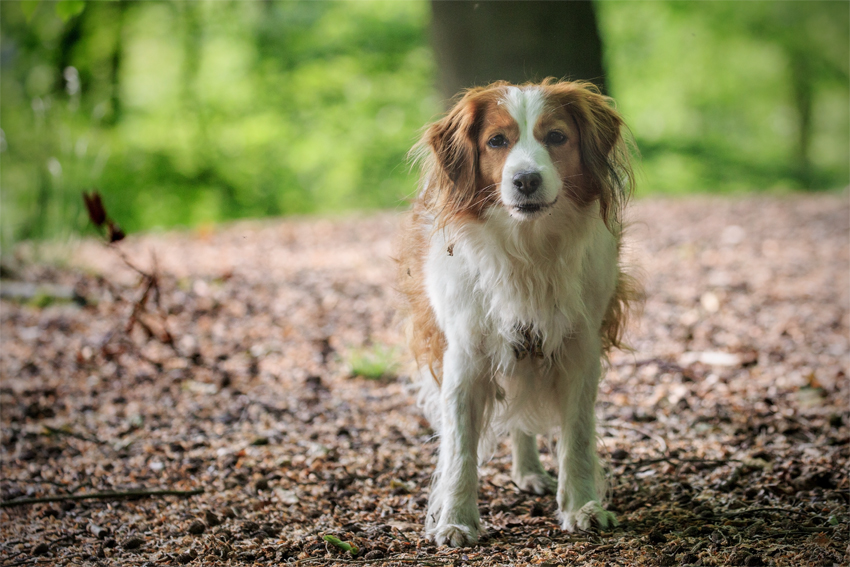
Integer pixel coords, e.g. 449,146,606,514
1,194,848,567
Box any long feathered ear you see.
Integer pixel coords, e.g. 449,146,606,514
426,100,478,194
544,80,634,228
414,87,494,222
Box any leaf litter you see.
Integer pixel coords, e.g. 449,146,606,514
0,194,847,566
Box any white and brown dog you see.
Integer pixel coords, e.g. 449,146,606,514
398,79,638,547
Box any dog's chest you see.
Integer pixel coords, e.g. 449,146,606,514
462,236,589,357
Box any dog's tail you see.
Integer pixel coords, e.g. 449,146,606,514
601,266,643,354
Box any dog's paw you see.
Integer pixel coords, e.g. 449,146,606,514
431,523,479,547
560,501,618,532
513,470,557,495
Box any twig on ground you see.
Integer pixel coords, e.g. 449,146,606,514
0,532,81,567
299,557,468,566
41,425,105,445
0,488,204,508
611,357,686,374
604,422,669,455
621,456,743,472
719,507,821,518
0,558,50,567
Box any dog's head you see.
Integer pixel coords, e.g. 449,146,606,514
416,79,633,227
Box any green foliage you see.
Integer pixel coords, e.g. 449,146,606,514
322,534,359,555
1,0,438,246
598,0,849,194
54,1,86,22
346,344,400,381
1,1,847,246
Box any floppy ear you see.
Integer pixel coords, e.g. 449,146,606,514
426,101,478,193
546,81,634,227
418,89,489,217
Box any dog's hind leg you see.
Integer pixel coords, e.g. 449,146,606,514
510,430,556,495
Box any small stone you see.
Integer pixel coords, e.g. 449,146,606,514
32,543,50,555
242,521,260,534
695,505,714,518
647,527,666,544
88,523,111,539
305,375,326,391
611,448,629,461
187,520,206,535
363,549,384,560
122,536,144,550
204,510,221,527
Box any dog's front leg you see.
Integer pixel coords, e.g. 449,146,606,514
556,336,617,532
427,346,489,547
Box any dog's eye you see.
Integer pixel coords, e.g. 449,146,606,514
487,134,508,149
545,131,567,146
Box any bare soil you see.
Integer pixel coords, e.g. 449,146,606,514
1,194,848,566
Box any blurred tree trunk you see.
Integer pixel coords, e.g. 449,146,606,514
429,0,607,102
55,10,84,92
107,1,128,125
789,51,813,187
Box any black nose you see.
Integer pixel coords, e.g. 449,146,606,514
512,171,542,195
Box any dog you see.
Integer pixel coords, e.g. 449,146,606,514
397,79,638,547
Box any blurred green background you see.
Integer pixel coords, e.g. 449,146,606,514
1,0,847,247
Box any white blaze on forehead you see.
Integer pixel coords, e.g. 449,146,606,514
497,86,561,212
501,86,545,139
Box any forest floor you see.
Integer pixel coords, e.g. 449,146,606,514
1,194,848,567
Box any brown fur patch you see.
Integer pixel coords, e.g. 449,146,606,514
602,265,643,354
539,79,635,228
396,204,447,383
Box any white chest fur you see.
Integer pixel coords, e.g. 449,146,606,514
424,205,618,374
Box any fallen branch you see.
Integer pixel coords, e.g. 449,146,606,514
0,488,203,508
41,425,105,445
620,456,744,473
0,532,81,566
604,422,669,455
720,507,822,518
299,558,462,566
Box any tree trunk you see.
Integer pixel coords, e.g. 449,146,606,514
429,0,607,102
789,51,813,188
107,1,128,125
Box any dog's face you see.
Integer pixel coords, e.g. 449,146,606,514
423,80,629,226
478,87,582,220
